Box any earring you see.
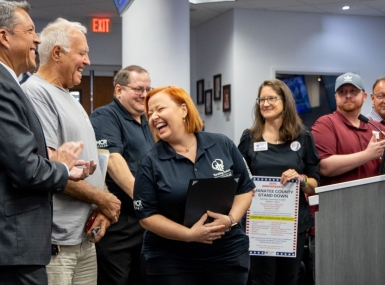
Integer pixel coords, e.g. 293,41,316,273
183,117,186,123
282,110,285,115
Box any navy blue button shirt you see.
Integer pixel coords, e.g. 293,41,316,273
134,131,255,261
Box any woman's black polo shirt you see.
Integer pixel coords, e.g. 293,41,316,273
134,131,255,262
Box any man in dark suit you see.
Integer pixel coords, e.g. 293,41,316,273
0,2,87,284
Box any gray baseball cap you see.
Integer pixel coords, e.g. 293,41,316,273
335,72,365,91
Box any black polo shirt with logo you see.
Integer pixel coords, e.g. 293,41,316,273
90,97,155,213
133,131,255,262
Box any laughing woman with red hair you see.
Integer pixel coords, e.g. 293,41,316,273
133,86,255,285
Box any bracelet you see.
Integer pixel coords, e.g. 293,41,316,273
300,174,308,188
227,214,238,231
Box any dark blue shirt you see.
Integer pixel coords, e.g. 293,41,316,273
90,97,155,213
134,131,255,262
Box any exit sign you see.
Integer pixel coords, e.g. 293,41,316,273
91,18,111,33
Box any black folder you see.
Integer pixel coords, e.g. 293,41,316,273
183,175,240,228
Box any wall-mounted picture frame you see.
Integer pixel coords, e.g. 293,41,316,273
196,79,204,105
213,74,221,101
223,84,231,112
205,89,213,115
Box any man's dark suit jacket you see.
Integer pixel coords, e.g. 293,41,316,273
0,64,68,266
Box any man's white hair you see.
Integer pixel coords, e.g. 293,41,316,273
38,18,87,67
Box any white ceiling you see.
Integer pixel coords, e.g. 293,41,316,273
15,0,385,26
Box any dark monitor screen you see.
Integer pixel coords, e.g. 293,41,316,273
320,75,338,111
282,75,312,114
113,0,135,15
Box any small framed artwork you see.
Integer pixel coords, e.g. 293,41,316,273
223,84,231,112
196,79,204,105
205,89,213,115
213,74,221,101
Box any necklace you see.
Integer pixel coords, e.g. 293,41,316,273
185,140,195,153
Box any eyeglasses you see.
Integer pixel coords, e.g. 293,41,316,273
256,96,282,105
373,93,385,100
336,89,361,96
124,85,153,95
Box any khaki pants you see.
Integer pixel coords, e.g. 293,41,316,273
47,241,97,285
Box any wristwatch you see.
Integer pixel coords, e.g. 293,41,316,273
228,214,238,231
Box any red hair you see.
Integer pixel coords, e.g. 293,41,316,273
145,86,203,141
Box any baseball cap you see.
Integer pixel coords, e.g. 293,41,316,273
335,72,365,91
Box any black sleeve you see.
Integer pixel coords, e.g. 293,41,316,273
302,130,321,185
90,109,124,154
133,153,160,220
238,129,252,168
226,137,255,194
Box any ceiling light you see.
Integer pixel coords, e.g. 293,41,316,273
342,6,350,10
189,0,236,4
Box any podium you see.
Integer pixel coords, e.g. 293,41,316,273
315,175,385,285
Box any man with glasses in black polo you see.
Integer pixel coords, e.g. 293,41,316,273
90,65,155,285
367,77,385,125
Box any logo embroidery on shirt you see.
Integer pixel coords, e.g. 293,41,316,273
133,200,143,210
96,139,108,148
212,159,224,171
212,159,232,178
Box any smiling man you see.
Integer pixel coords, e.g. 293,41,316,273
311,72,385,186
0,2,90,284
367,77,385,125
21,18,122,285
90,65,155,285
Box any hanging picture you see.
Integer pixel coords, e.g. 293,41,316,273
223,84,231,112
213,74,221,101
205,89,213,115
196,79,204,105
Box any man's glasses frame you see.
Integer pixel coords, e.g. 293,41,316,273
123,85,153,95
372,93,385,100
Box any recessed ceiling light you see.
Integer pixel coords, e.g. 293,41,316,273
189,0,236,4
342,6,350,10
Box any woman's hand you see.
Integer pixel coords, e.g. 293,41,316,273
189,213,226,244
206,210,232,230
281,168,302,185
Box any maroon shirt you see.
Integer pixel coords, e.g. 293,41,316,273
308,110,384,235
311,110,383,186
